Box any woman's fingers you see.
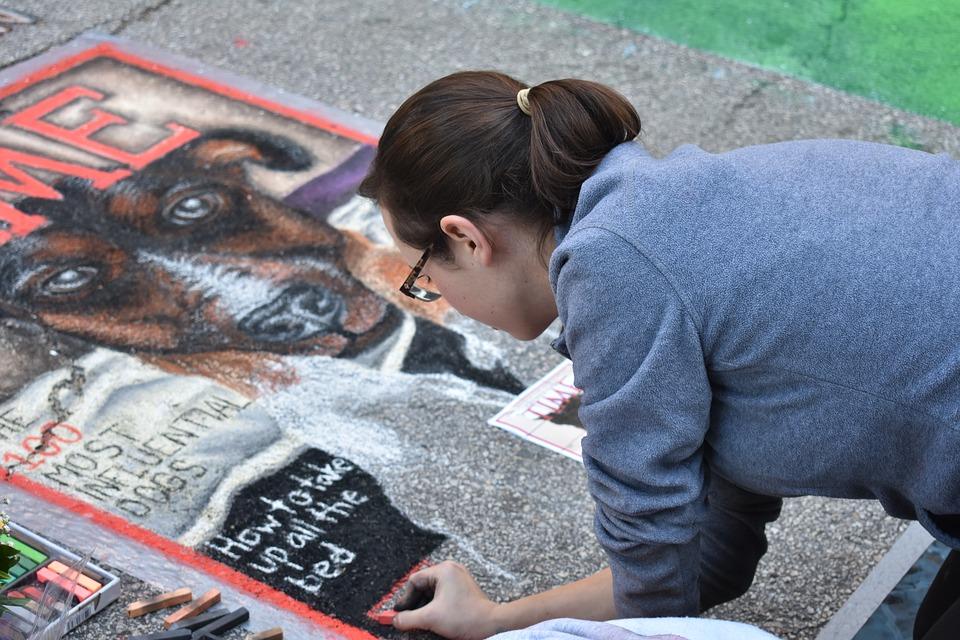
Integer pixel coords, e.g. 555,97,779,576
393,601,437,631
395,580,435,611
393,565,448,630
390,561,497,640
395,565,440,610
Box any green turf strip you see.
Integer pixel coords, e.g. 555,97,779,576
539,0,960,126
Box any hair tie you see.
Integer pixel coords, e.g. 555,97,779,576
516,88,532,116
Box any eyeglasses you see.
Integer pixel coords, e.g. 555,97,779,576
400,245,442,302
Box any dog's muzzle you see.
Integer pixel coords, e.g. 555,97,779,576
238,283,348,343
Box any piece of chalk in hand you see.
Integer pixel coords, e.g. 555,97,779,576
376,611,397,625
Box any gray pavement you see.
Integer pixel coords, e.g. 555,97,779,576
4,1,958,639
62,565,247,640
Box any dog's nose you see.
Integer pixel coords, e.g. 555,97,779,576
238,283,347,343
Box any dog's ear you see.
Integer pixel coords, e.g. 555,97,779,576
14,177,98,228
184,129,313,172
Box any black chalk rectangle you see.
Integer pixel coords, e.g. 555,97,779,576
171,609,228,630
190,607,249,638
203,449,446,627
128,629,192,640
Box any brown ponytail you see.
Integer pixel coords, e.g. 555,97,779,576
358,71,640,260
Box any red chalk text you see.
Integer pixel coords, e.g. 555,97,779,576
523,376,581,420
1,419,82,472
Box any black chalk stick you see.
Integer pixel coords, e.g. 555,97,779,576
191,606,249,639
171,609,229,630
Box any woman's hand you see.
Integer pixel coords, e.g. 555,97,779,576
392,561,502,640
391,564,615,639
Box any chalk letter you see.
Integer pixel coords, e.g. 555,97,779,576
251,547,302,574
205,535,252,561
0,147,133,245
259,496,296,515
321,542,356,566
287,489,313,507
253,513,284,536
340,490,369,506
0,201,46,245
284,573,323,595
236,528,261,547
5,86,199,170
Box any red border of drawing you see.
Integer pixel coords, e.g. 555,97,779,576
0,41,381,640
0,42,379,145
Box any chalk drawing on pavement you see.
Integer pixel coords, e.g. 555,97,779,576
0,35,526,634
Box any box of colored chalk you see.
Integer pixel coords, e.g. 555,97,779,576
0,522,120,639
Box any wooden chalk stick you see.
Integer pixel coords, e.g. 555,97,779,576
375,610,397,625
163,588,221,628
246,628,284,640
127,587,193,618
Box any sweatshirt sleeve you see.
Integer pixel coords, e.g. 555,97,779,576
551,225,712,618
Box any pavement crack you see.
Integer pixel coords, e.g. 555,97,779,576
47,363,85,424
723,79,772,126
108,0,175,35
3,364,85,478
0,39,59,70
0,0,174,72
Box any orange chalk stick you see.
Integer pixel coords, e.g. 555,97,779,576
127,587,193,618
47,560,102,593
246,628,284,640
163,588,221,629
37,567,93,601
375,610,397,625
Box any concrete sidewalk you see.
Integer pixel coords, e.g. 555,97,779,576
2,2,958,639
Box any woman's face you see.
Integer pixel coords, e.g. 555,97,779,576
381,209,558,341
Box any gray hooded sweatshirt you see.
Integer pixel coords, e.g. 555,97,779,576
547,139,960,618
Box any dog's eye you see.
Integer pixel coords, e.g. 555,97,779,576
41,266,99,295
163,192,224,226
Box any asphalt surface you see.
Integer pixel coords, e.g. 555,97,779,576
62,564,249,640
3,2,958,640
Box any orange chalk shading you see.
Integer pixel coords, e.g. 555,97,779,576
127,587,193,617
163,588,221,628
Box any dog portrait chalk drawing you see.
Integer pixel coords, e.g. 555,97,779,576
0,42,531,627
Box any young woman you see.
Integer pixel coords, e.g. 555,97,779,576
358,71,960,640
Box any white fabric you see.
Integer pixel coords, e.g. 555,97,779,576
490,617,782,640
611,617,782,640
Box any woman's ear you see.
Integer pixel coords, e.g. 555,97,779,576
438,215,494,266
